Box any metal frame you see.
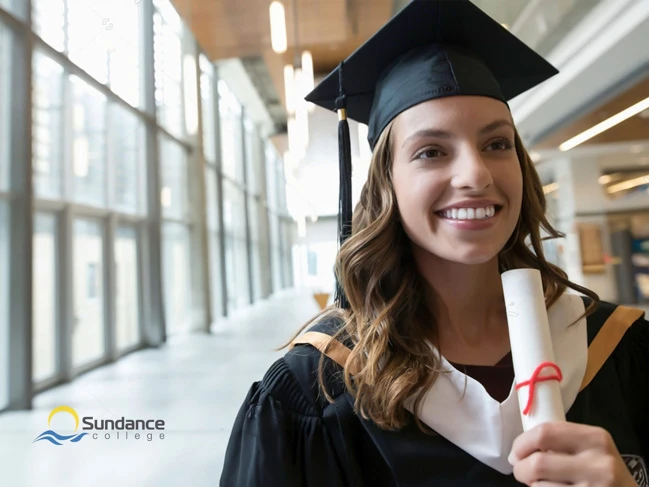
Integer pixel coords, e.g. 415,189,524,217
5,0,34,410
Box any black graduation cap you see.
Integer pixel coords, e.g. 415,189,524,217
305,0,559,309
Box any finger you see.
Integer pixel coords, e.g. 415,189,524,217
513,451,578,486
510,422,614,463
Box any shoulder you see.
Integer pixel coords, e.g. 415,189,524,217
581,296,647,346
254,317,348,416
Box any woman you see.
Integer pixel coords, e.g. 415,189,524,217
220,1,648,485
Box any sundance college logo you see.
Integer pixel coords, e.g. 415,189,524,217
33,406,166,446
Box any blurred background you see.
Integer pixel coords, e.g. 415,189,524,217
0,0,647,485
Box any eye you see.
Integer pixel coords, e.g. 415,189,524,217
485,138,514,151
415,148,445,160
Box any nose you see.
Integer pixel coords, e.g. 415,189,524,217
450,147,494,191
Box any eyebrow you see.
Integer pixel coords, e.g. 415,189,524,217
401,119,515,149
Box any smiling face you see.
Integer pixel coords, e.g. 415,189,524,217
390,96,523,265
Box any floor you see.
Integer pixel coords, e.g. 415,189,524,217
0,289,322,487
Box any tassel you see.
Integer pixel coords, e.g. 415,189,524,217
334,62,352,311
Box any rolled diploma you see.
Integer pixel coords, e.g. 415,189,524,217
501,269,565,431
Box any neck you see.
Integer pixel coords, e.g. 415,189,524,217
412,246,509,362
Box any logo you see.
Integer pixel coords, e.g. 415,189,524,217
33,405,167,445
623,454,648,487
33,406,89,446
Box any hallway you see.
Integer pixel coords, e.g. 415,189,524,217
0,290,321,487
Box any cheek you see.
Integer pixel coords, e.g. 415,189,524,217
393,170,442,218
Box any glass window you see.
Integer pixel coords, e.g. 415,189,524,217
223,180,246,239
33,51,64,199
200,55,216,163
0,22,11,192
160,136,189,220
104,1,141,107
162,222,191,334
0,202,8,409
33,213,58,383
223,234,250,311
218,80,244,182
153,0,184,137
110,105,145,215
72,219,105,368
71,76,107,207
115,226,140,351
32,0,65,51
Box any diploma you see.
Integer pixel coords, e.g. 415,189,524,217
501,269,565,431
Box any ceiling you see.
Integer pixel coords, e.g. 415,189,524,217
170,0,648,152
533,73,649,150
171,0,393,130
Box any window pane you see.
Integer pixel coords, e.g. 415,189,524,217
162,222,191,334
200,55,216,163
218,80,243,182
71,76,107,207
33,213,58,383
32,0,65,51
153,3,183,137
106,2,141,107
160,136,189,220
0,22,11,192
223,180,245,239
33,51,64,199
115,226,140,351
110,105,145,215
73,219,105,368
0,202,8,409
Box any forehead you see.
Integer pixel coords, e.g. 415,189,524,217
393,96,513,138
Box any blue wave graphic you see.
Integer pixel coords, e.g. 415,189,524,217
33,430,88,446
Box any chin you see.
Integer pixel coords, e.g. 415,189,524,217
434,245,502,265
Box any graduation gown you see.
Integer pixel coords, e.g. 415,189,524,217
220,296,649,486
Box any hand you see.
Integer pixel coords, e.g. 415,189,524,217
508,421,638,487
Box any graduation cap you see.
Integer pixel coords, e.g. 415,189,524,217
305,0,559,310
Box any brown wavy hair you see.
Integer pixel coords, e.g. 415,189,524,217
290,120,599,433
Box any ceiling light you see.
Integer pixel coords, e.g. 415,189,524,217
606,174,649,194
283,64,295,114
559,95,649,151
269,1,287,54
598,175,613,184
543,182,558,194
529,151,542,162
301,51,314,92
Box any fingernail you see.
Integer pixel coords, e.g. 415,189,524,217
507,451,516,465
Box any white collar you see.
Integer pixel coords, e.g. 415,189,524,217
406,293,587,474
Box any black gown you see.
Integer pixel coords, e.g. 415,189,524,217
220,299,649,486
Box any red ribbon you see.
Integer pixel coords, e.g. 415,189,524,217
515,361,563,415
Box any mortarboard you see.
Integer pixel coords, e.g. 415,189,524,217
305,0,559,309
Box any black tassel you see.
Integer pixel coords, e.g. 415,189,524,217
334,62,352,311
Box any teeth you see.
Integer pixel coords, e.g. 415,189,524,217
439,206,497,220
